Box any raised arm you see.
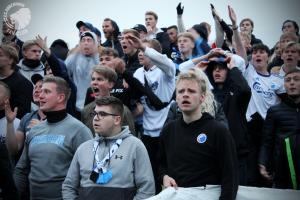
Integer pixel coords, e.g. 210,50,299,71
127,35,176,78
5,100,24,155
114,58,169,110
176,3,186,33
228,6,248,63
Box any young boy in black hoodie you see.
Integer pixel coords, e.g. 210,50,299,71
159,68,238,200
205,52,251,185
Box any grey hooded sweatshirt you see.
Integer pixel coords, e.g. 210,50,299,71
62,126,155,200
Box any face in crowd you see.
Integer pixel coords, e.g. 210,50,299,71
167,27,178,44
176,78,205,115
93,104,121,137
80,36,96,56
284,71,300,98
23,44,42,60
251,49,269,71
282,45,299,68
177,36,194,56
120,32,137,56
39,82,65,112
102,20,114,39
145,14,157,30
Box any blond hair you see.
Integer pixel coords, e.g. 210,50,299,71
176,68,216,117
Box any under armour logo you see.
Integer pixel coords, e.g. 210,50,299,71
115,155,123,159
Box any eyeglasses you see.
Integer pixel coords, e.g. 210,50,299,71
92,110,119,120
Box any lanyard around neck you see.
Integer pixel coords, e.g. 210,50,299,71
93,138,123,173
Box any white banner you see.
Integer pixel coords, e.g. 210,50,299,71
145,185,300,200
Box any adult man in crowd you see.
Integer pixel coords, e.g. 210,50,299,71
244,44,284,186
167,25,180,63
2,18,23,59
159,69,238,200
4,74,46,157
76,21,102,45
271,42,300,78
102,18,124,57
18,40,44,82
0,44,32,118
81,65,136,135
120,29,143,74
269,33,299,70
259,68,300,189
65,31,99,114
239,18,263,45
132,35,175,193
205,51,251,185
145,11,171,56
63,96,155,199
132,24,148,40
14,76,92,199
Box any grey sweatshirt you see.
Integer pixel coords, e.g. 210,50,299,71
14,115,93,200
65,52,99,111
62,126,155,200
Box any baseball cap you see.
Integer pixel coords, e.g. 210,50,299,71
132,24,147,33
31,74,43,85
76,21,95,32
80,31,97,41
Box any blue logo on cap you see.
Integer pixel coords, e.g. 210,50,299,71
197,133,207,144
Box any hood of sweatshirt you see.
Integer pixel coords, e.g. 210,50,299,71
94,126,132,143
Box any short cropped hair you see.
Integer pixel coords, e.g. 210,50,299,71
0,44,19,67
100,47,119,58
145,11,158,20
22,40,38,52
167,25,178,31
279,32,299,43
122,29,140,39
285,68,300,77
176,69,207,94
177,32,195,43
95,96,124,121
141,39,162,53
251,43,271,56
281,41,300,54
91,65,117,84
43,76,71,102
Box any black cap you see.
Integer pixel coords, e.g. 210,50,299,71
31,74,43,85
132,24,147,33
76,21,95,32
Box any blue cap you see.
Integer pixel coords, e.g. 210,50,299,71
76,21,94,31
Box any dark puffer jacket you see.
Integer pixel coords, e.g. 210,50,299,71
259,94,300,170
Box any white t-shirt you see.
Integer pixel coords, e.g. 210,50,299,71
134,47,176,137
244,63,284,121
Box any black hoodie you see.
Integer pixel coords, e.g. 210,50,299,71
159,113,238,200
206,65,251,157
